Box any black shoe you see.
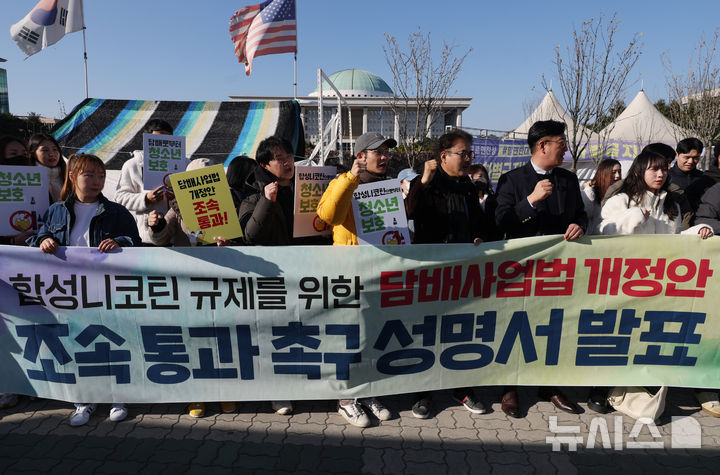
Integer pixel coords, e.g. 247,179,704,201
587,387,610,414
412,396,431,419
453,389,486,414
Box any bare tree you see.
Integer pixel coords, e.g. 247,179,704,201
542,13,642,169
662,29,720,169
383,28,471,168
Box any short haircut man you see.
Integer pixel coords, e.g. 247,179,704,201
527,120,566,153
495,120,587,240
493,119,587,417
677,137,704,156
669,137,703,190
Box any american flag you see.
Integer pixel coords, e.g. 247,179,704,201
229,0,297,76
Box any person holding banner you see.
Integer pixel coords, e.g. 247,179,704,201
317,132,395,427
598,150,715,418
495,120,587,418
148,157,241,417
28,153,140,426
115,119,174,245
238,136,323,415
598,151,713,238
405,129,492,418
28,133,65,203
147,158,237,248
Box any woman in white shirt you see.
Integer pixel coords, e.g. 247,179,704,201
599,151,712,237
597,150,714,419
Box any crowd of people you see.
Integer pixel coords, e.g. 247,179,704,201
1,118,719,427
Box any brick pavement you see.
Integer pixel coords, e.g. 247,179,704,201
1,387,719,474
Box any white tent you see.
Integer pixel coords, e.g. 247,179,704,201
512,90,597,141
600,90,688,144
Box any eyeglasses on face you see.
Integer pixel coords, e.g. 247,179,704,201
368,147,389,156
445,150,474,160
271,154,294,164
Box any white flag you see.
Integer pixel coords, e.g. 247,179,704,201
10,0,84,57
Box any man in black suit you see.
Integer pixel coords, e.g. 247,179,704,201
494,120,587,418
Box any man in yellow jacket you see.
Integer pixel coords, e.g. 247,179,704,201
316,132,396,426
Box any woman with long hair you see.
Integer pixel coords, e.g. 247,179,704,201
599,151,711,236
582,159,621,234
28,133,66,202
597,150,713,420
29,154,140,426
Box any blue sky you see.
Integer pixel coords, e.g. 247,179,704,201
2,0,718,131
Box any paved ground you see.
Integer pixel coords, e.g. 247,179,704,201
1,387,719,474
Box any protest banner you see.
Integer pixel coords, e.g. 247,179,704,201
168,164,242,245
1,235,718,403
351,179,410,246
143,133,188,190
293,165,334,238
0,166,48,234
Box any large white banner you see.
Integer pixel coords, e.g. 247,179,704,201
1,236,719,403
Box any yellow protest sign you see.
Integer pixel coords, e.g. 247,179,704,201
169,164,243,245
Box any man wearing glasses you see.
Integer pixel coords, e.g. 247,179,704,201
405,128,493,418
406,128,490,245
317,132,396,427
494,119,587,418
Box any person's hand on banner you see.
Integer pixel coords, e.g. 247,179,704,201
97,239,120,252
264,181,279,202
214,236,230,246
698,227,713,239
39,238,59,254
563,223,584,241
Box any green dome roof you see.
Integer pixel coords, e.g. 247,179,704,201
311,69,393,97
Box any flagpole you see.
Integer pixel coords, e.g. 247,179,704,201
82,27,89,98
294,53,297,99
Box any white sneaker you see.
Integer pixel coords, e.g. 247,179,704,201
271,400,293,415
109,403,128,422
697,391,720,417
338,400,370,427
359,397,391,421
70,404,96,426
